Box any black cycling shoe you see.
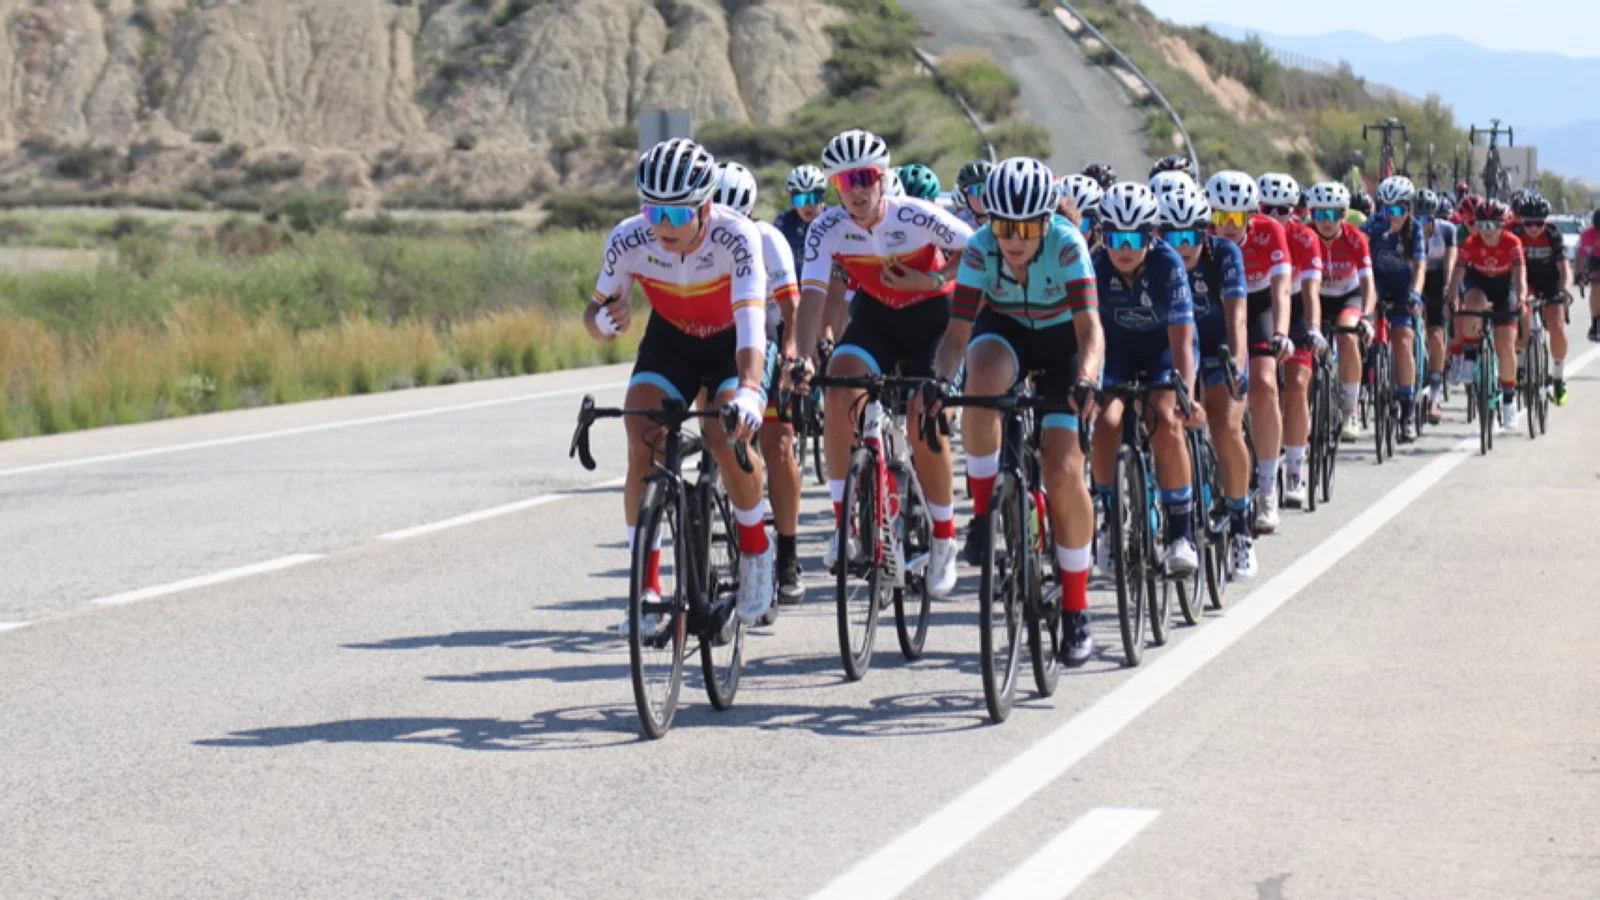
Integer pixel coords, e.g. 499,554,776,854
1589,318,1600,343
962,515,990,566
1397,419,1415,444
1059,612,1095,668
776,554,804,606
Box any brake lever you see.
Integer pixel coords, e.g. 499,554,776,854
570,395,598,470
721,405,754,473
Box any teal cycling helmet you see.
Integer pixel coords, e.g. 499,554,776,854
897,164,942,201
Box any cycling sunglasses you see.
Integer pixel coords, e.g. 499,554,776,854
1383,204,1409,218
1211,210,1250,228
991,217,1049,240
1311,208,1344,223
830,167,883,192
790,191,824,209
1162,227,1203,248
962,183,985,198
1522,218,1546,228
1105,229,1149,251
1261,205,1293,217
1476,220,1505,231
642,204,698,228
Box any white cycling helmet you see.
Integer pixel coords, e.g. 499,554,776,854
1205,170,1258,213
1377,175,1416,206
1257,172,1300,208
712,161,758,217
1061,173,1103,215
1149,170,1197,198
985,157,1058,220
635,138,717,206
1305,182,1351,211
884,168,905,197
785,164,826,195
1099,182,1160,231
1158,185,1212,230
820,128,891,176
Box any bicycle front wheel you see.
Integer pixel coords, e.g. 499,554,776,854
836,447,883,681
629,483,687,740
978,476,1026,723
1028,486,1062,698
894,465,932,661
1177,431,1207,626
697,483,745,711
1110,446,1148,667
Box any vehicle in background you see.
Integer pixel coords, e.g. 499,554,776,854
1550,215,1583,262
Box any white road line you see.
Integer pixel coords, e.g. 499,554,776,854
376,478,627,541
977,808,1160,900
812,447,1475,900
0,621,31,634
0,379,626,479
89,555,325,607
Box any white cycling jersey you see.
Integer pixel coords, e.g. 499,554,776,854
800,196,972,309
593,205,766,349
755,219,799,325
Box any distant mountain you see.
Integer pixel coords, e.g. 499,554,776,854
1205,25,1600,181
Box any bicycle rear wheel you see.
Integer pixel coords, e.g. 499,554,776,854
1146,470,1171,649
810,400,827,486
1177,431,1207,626
1321,371,1340,505
1535,337,1550,435
893,465,932,660
1477,348,1493,455
629,484,687,740
978,477,1026,723
1027,483,1061,698
1372,349,1392,463
697,483,745,711
1307,368,1325,513
836,448,884,680
1110,447,1148,667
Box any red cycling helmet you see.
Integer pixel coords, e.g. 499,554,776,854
1476,198,1509,222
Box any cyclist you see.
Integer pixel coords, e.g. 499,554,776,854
1206,170,1292,533
1160,185,1258,578
1306,183,1375,441
1082,162,1118,191
587,139,773,630
1366,176,1428,443
1149,155,1194,179
1062,174,1105,249
933,157,1104,665
712,161,807,609
955,159,994,229
1089,182,1199,577
898,164,942,202
1581,210,1600,342
1149,169,1197,200
1348,190,1373,227
1510,193,1572,404
792,129,973,596
1258,172,1324,508
775,165,827,266
1445,198,1527,432
1417,189,1458,424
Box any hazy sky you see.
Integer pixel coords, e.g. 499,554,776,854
1138,0,1600,58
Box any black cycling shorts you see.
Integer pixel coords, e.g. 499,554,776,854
1422,269,1449,329
630,313,740,403
969,308,1081,428
1246,290,1276,358
1320,290,1365,330
1463,272,1520,324
834,291,949,378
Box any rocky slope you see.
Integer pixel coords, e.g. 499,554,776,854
0,0,842,207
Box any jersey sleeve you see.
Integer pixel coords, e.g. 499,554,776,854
1409,221,1426,261
1509,234,1526,265
593,220,644,303
760,226,799,306
952,229,993,323
1161,249,1195,327
799,211,840,292
1218,240,1248,300
1056,222,1097,314
1442,224,1458,249
1292,227,1323,282
1353,229,1374,279
915,198,974,252
1265,219,1293,281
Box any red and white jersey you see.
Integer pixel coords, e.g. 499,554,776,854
1458,231,1524,278
801,196,972,309
1319,222,1373,296
1232,214,1293,293
1284,220,1324,285
754,219,800,324
593,205,765,338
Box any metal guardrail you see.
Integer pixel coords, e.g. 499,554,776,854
912,47,998,164
1052,0,1198,176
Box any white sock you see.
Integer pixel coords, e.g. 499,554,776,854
1258,456,1280,493
828,479,846,504
1284,445,1306,475
627,525,635,550
965,451,1001,480
732,503,765,528
1554,358,1565,380
1055,543,1091,572
925,501,953,526
1429,382,1443,402
1341,383,1360,413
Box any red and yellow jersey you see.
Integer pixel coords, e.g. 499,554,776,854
1234,214,1293,293
593,206,765,338
1458,231,1523,278
799,196,973,309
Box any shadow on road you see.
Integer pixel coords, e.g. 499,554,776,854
343,629,617,655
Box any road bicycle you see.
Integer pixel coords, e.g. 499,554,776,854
1365,117,1408,182
788,340,832,485
1469,119,1515,202
569,396,752,740
810,372,934,681
1455,308,1503,455
1520,293,1563,438
932,380,1087,723
1306,341,1341,511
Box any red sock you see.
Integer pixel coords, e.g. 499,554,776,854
832,501,843,527
645,549,662,594
1060,568,1089,613
1500,379,1516,392
968,475,997,517
738,521,770,555
932,517,956,540
1450,338,1463,355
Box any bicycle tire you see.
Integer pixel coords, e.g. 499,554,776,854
1478,343,1494,455
1372,349,1391,463
836,447,884,681
697,482,745,712
1321,372,1340,505
628,482,686,740
1146,463,1171,649
893,464,932,661
1199,431,1229,612
810,402,827,487
1307,367,1325,514
1535,336,1550,435
1110,446,1147,667
1027,482,1062,698
978,476,1025,723
1177,431,1207,626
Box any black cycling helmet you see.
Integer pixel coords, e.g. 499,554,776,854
1351,191,1374,215
1414,188,1439,218
1514,192,1551,220
1082,162,1118,190
1148,155,1193,179
957,159,994,192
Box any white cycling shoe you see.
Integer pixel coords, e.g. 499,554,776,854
738,546,775,624
927,536,959,598
1255,492,1281,534
1231,536,1259,580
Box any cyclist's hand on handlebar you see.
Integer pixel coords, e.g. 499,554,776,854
1070,377,1099,424
1356,317,1376,342
789,356,815,393
1306,327,1329,355
921,377,951,419
1270,333,1293,361
728,386,764,443
596,297,631,335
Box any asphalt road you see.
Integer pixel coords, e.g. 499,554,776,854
905,0,1149,178
4,341,1598,898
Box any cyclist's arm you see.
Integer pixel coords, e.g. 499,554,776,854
1225,295,1247,365
1557,250,1572,295
794,219,834,365
1169,322,1196,397
1301,274,1322,340
1512,260,1527,307
1445,257,1466,304
939,256,988,381
1410,256,1426,297
1073,309,1103,386
729,226,769,394
1270,270,1292,336
1360,273,1377,318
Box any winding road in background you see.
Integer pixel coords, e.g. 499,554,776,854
4,330,1597,896
906,0,1149,177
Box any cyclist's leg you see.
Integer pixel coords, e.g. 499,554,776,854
1204,381,1251,535
960,312,1022,528
1492,291,1520,411
1091,343,1132,503
1385,297,1418,430
900,299,956,535
1245,295,1282,505
1282,297,1314,483
1033,326,1091,611
622,319,704,602
1143,362,1195,559
823,303,886,527
1544,297,1568,386
759,323,802,588
1424,275,1448,411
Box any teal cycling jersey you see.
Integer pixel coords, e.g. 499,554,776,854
952,218,1097,329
